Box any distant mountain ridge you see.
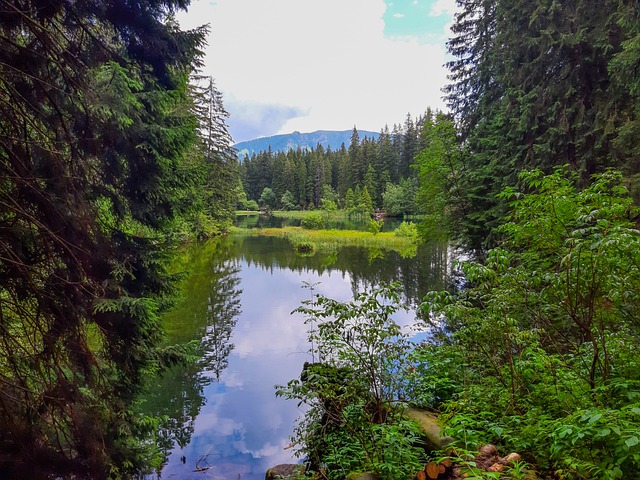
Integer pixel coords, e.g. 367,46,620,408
234,129,380,158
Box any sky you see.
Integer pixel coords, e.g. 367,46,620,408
176,0,457,143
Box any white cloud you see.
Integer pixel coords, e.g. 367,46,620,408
430,0,457,17
177,0,449,138
393,12,405,18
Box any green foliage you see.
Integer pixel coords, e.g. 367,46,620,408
415,113,462,242
301,212,327,230
0,1,207,477
321,185,341,208
405,343,464,409
190,75,239,235
259,187,278,210
393,221,418,240
421,169,640,478
281,190,298,210
277,283,426,480
236,178,250,209
367,219,383,235
320,198,338,212
356,186,374,217
444,0,640,250
294,241,317,256
382,177,418,217
244,199,260,211
344,188,356,211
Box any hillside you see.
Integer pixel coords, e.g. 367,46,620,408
234,129,380,158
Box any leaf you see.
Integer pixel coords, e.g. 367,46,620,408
588,413,603,424
625,436,639,448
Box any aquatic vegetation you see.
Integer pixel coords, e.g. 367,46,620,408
231,226,418,258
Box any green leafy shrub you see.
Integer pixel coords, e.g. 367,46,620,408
300,212,327,230
239,199,259,211
367,219,383,235
420,169,640,477
277,283,426,480
294,241,316,256
393,221,418,239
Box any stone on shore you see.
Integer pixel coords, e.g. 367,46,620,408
404,408,455,450
265,463,305,480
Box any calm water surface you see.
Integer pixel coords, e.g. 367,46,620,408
141,234,452,479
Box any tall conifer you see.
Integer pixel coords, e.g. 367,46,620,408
0,0,208,476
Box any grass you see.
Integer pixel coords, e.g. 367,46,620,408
231,226,418,258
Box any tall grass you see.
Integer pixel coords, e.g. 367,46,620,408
231,226,418,258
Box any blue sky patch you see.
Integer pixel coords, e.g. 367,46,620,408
383,0,451,42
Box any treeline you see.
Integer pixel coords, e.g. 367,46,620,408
0,1,236,478
238,112,434,215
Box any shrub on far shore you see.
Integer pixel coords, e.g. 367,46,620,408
300,212,326,230
394,221,418,239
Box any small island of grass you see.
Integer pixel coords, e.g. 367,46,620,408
231,225,419,258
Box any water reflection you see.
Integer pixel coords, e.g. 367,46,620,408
141,235,452,479
236,236,450,308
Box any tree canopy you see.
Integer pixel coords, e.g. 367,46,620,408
0,0,229,477
443,0,640,250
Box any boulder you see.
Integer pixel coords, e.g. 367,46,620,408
265,463,305,480
404,408,455,450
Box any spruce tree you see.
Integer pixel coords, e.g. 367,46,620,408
444,0,640,251
0,0,207,476
191,75,238,234
400,113,418,178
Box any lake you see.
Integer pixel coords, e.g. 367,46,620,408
141,233,453,479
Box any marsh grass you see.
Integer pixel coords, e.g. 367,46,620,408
231,226,418,258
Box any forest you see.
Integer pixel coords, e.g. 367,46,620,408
0,0,237,477
0,0,639,478
237,115,428,215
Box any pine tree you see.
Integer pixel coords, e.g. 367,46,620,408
377,125,398,184
349,126,366,185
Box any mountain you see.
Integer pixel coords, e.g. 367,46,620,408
234,129,380,159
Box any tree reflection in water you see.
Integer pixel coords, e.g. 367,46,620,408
140,237,242,466
202,259,242,382
139,234,455,479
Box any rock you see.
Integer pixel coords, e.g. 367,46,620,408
478,444,498,457
488,462,505,472
500,452,522,466
475,444,500,470
404,408,455,450
265,463,305,480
